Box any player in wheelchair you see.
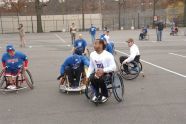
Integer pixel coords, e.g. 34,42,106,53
86,39,118,103
72,34,89,56
139,26,148,40
119,38,142,80
57,53,89,93
0,45,33,91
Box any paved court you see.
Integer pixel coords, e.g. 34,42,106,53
0,28,186,124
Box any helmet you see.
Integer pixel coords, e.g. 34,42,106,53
6,45,15,52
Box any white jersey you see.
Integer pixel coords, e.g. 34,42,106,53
87,50,116,78
104,35,110,43
125,44,140,63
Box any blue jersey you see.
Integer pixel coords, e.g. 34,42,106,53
2,51,28,69
74,39,87,55
89,26,96,35
60,55,89,75
106,43,113,54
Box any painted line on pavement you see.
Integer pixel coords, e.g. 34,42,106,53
55,34,66,43
169,53,186,58
116,49,186,78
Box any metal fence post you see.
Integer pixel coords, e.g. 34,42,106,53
0,13,3,34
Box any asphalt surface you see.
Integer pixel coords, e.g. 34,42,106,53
0,28,186,124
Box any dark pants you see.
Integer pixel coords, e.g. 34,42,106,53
139,33,146,40
71,33,76,45
89,73,110,97
119,56,129,72
65,65,83,87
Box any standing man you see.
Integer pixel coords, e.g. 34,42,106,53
89,24,96,44
18,24,26,47
70,23,77,45
156,21,164,41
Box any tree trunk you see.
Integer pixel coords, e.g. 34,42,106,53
184,0,186,26
35,0,43,33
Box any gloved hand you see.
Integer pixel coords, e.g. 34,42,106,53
57,75,64,80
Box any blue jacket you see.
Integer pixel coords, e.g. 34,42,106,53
2,51,28,69
89,26,96,35
74,38,87,55
60,54,89,75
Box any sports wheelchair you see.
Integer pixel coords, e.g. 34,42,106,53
85,71,124,106
59,67,88,94
119,55,143,80
0,66,34,92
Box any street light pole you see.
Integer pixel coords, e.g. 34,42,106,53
82,0,85,31
118,0,121,30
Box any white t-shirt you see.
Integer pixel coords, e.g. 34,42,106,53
87,50,116,78
125,44,140,63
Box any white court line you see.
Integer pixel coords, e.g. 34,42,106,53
55,34,66,43
169,53,186,58
115,49,186,78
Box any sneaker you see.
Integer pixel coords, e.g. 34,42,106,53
101,96,108,103
92,96,97,102
7,85,16,90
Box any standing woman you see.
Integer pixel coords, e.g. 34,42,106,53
70,23,77,45
18,24,26,47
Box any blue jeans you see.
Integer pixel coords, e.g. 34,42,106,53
90,34,95,43
157,30,162,41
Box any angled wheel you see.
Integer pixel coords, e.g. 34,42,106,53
112,72,124,102
120,62,140,80
0,70,6,88
22,70,34,89
85,82,94,100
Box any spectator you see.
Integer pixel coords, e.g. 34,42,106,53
70,23,77,45
18,24,26,47
89,24,97,44
156,21,164,41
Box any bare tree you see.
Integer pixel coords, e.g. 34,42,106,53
35,0,51,33
2,0,28,24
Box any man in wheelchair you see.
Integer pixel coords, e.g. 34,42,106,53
72,34,88,56
139,27,147,40
119,38,140,74
86,39,116,102
57,54,89,88
1,45,28,90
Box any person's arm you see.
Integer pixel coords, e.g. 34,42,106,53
20,53,28,68
81,56,89,67
124,46,137,63
86,55,95,78
2,55,6,68
103,54,116,73
60,57,71,76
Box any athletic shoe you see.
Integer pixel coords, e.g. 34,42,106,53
101,96,108,103
92,96,97,102
7,85,16,90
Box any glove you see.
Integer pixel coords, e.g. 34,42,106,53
57,75,64,80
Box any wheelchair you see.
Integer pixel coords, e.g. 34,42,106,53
59,68,87,94
139,33,149,40
0,66,34,93
119,56,143,80
85,71,124,106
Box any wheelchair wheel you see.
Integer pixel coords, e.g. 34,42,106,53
120,61,141,80
23,70,34,89
112,72,124,102
85,83,94,100
0,70,6,88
